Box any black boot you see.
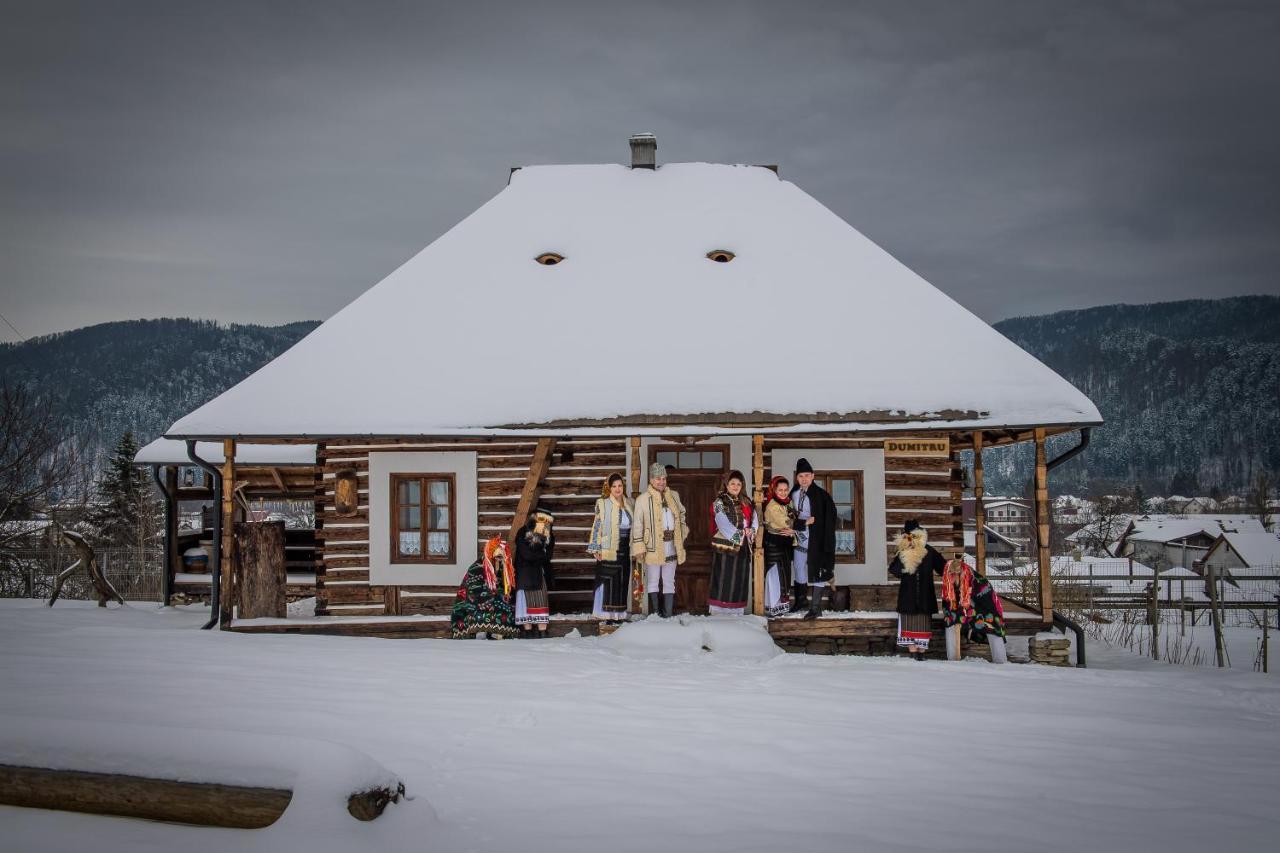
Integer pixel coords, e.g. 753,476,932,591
648,592,660,617
802,586,824,620
662,593,675,619
912,651,925,661
790,583,807,613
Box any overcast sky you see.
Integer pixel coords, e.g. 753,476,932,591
2,0,1278,341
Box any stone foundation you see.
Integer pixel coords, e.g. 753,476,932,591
1029,635,1073,666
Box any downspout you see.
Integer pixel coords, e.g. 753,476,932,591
149,465,174,607
1043,427,1093,667
186,441,222,630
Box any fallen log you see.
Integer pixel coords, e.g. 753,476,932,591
0,763,292,829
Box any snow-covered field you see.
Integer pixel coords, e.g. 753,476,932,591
2,600,1278,853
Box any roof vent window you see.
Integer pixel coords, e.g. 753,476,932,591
706,250,735,263
535,253,564,266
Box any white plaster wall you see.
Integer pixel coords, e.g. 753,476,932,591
770,448,888,585
369,451,477,586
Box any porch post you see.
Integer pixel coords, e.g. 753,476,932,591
629,436,646,615
1034,428,1053,623
219,439,236,629
972,431,986,577
751,434,765,617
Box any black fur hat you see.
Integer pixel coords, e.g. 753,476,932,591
902,519,921,534
794,457,814,475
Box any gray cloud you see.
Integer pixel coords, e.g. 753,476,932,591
2,0,1278,340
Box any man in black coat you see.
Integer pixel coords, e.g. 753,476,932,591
792,458,838,620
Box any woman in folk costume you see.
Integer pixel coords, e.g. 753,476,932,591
451,536,517,639
888,519,946,660
762,476,798,617
707,470,758,615
587,473,633,623
941,558,1009,663
630,463,688,618
514,507,556,637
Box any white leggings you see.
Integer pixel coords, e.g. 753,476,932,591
644,559,677,593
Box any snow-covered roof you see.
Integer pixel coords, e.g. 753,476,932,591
166,161,1102,439
1211,532,1280,568
134,438,316,467
1123,514,1265,544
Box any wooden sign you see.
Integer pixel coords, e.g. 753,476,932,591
884,437,950,458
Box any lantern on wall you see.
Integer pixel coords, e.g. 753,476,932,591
334,469,360,517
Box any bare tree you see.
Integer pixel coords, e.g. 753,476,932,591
0,382,85,552
1248,471,1273,531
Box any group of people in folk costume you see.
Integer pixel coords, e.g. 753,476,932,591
453,458,1007,658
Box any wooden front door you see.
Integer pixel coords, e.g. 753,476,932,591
649,444,729,614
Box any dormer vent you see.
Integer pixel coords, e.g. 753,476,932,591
629,133,656,169
535,252,564,266
706,250,735,263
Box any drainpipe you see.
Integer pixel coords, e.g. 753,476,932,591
149,465,174,607
186,441,222,630
1044,428,1093,666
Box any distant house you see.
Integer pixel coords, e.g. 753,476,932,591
1114,514,1265,569
1201,531,1280,573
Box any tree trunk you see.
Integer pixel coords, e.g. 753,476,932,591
235,521,286,620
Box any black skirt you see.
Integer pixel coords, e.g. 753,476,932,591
708,542,752,611
594,528,631,614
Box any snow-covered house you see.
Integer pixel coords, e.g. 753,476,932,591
1114,514,1265,570
159,135,1101,635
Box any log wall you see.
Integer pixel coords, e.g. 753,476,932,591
313,433,964,617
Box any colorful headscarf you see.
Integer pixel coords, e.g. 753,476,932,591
482,536,514,595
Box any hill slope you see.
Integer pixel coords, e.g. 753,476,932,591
989,295,1280,493
0,318,319,464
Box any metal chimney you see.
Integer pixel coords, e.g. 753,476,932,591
629,133,656,169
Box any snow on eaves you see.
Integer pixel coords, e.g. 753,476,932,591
135,437,316,466
166,163,1102,438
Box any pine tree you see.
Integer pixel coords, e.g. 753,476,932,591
89,431,160,549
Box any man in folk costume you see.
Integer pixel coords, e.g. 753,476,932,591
451,536,517,639
792,458,838,619
888,519,947,660
514,507,555,637
630,462,688,618
941,558,1009,663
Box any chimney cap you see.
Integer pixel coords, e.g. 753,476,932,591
629,133,657,169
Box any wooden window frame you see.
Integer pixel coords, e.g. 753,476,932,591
389,472,456,565
817,470,866,564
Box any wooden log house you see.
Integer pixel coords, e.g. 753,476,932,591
159,135,1102,652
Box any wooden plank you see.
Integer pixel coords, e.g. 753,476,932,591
219,439,236,629
507,438,557,543
0,764,291,829
1035,428,1052,622
235,521,286,619
752,435,765,617
973,431,986,577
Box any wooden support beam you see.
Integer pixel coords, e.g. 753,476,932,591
164,465,180,601
268,466,287,494
751,434,765,617
220,438,236,629
1034,428,1053,623
973,430,986,578
629,436,645,614
507,437,557,543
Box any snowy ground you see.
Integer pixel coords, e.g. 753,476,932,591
2,600,1279,853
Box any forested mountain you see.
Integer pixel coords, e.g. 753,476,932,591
0,319,319,467
986,295,1280,495
2,298,1277,497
